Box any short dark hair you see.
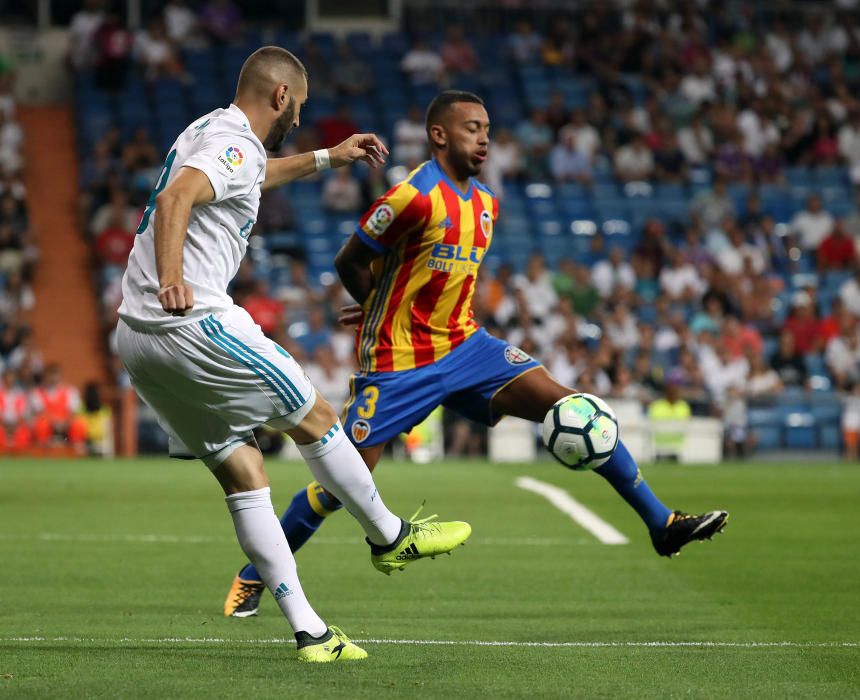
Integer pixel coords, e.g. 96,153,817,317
425,90,485,137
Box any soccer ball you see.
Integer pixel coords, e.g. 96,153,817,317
542,393,619,471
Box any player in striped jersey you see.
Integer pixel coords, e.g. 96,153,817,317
224,91,728,617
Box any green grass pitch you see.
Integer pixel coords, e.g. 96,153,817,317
0,458,858,698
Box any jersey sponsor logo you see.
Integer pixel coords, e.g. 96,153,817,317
367,204,394,235
480,210,493,237
504,345,532,365
427,243,484,274
351,419,372,443
216,145,245,175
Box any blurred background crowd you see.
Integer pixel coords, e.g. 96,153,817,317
5,0,860,457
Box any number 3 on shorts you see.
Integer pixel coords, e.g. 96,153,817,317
357,386,379,419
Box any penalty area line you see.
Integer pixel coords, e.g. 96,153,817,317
516,476,629,545
0,637,856,649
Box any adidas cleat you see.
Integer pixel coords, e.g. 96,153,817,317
296,625,368,662
651,510,729,558
370,506,471,575
223,573,265,617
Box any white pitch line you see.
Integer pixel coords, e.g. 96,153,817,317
0,637,856,649
0,533,589,547
516,476,629,545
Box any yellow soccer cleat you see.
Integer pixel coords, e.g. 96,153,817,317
296,626,368,662
223,572,265,618
370,506,472,575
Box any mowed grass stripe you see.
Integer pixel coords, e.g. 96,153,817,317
1,636,857,649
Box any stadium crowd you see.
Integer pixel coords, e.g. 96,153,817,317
0,58,108,456
67,1,860,457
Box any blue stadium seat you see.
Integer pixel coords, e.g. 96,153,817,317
783,411,817,449
784,166,812,186
819,424,842,450
754,425,782,451
814,166,848,187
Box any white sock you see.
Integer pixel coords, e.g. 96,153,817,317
225,487,327,636
296,421,402,546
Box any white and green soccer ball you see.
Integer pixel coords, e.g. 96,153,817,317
542,393,619,470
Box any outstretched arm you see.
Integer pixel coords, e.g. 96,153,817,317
262,133,389,190
153,166,215,315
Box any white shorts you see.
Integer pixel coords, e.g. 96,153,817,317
117,305,316,468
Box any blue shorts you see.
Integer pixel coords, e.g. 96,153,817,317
342,328,541,447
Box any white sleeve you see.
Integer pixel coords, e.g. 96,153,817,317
183,133,263,203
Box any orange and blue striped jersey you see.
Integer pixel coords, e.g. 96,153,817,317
354,159,499,373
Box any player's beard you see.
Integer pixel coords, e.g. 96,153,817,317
263,96,297,151
453,146,483,178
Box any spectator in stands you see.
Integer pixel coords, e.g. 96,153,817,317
838,109,860,184
543,92,569,137
0,110,23,174
677,109,714,166
605,303,640,351
840,266,860,317
791,194,834,251
90,188,138,240
315,104,359,150
592,246,636,299
679,57,716,107
134,18,185,82
300,40,334,99
0,368,33,453
241,279,284,340
93,12,133,93
558,109,600,164
635,219,670,274
68,0,106,71
122,126,160,181
507,20,542,64
516,109,553,181
746,350,783,400
783,291,823,357
756,142,786,185
78,381,112,456
614,132,654,182
721,314,764,359
93,206,134,267
400,38,445,86
818,220,857,271
295,306,332,358
810,114,840,166
842,383,860,460
826,323,860,389
549,130,593,184
162,0,200,46
333,43,374,98
483,128,522,196
322,168,362,213
392,105,427,166
691,177,736,230
256,186,295,233
553,260,598,318
540,19,575,68
715,130,753,183
659,247,705,302
716,226,767,277
440,25,479,76
653,131,688,183
360,165,390,212
304,345,351,412
514,254,558,321
737,98,780,158
31,364,87,450
199,0,244,45
0,223,23,276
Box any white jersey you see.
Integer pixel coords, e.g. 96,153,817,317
119,104,266,327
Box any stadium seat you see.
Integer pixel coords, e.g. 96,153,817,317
783,411,817,449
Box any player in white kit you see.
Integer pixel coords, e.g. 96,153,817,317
116,47,471,663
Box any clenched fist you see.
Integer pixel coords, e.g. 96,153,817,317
158,283,194,316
